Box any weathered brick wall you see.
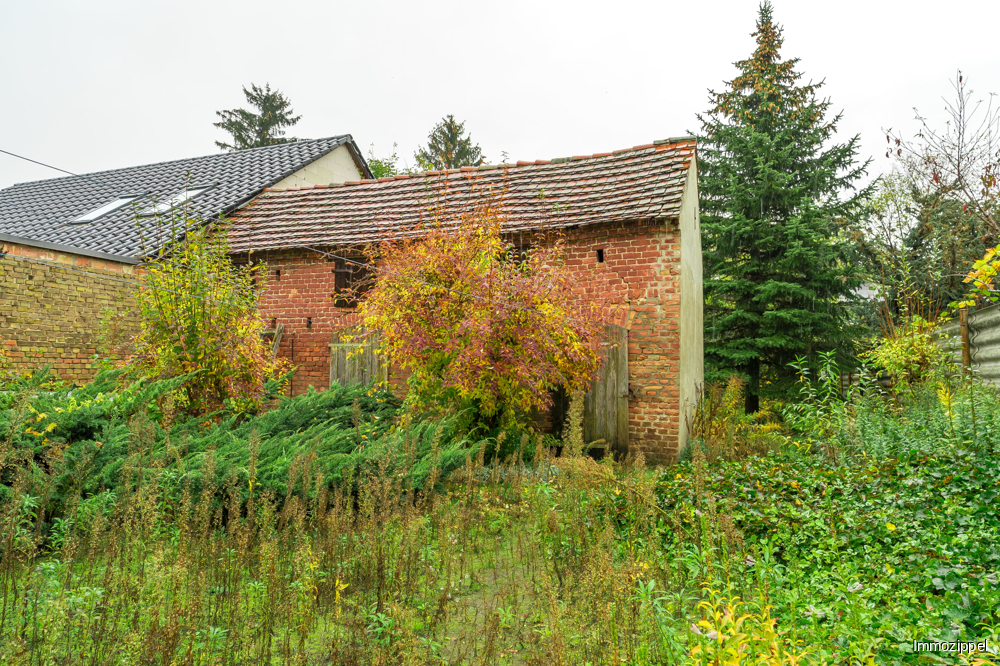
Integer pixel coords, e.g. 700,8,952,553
243,248,361,396
240,218,684,462
557,221,683,463
0,241,136,384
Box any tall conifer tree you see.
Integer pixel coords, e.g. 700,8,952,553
414,115,484,170
215,83,302,152
698,2,870,412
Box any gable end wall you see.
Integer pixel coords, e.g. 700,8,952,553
272,145,365,189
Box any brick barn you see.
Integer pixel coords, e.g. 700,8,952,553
227,138,703,463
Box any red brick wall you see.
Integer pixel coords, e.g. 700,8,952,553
240,218,683,462
0,241,136,384
243,249,362,396
557,221,683,463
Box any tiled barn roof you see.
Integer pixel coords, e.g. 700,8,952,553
227,138,696,253
0,136,370,260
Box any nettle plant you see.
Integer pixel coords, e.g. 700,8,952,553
117,219,290,414
358,201,611,424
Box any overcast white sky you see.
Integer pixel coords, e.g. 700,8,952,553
1,0,997,190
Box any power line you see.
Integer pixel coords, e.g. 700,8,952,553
0,148,110,187
1,243,383,335
1,146,607,334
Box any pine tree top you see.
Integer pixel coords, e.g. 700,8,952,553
415,115,484,171
215,84,302,152
709,2,824,133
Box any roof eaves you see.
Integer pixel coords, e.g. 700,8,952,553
343,137,375,180
0,233,140,265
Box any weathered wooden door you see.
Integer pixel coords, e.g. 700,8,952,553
582,324,629,456
329,328,387,387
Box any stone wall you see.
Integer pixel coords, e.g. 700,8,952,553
239,218,691,462
0,241,135,384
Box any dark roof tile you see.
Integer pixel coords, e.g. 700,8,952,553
0,136,366,259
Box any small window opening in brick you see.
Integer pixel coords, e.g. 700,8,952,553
306,317,312,329
596,249,605,263
270,318,277,329
331,254,372,308
275,269,281,281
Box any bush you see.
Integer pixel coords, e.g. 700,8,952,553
357,201,611,424
1,370,506,516
861,314,947,387
115,218,291,414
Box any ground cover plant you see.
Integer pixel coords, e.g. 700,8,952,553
660,378,1000,664
3,358,1000,665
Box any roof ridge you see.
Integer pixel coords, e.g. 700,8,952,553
343,138,696,185
5,136,352,189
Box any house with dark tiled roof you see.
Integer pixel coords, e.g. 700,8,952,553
0,136,372,383
227,138,703,462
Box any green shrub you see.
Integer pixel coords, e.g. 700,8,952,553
2,372,498,517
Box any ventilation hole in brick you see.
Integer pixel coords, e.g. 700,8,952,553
306,317,312,329
270,318,277,329
275,269,281,280
596,249,605,263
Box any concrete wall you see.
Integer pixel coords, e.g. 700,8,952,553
272,145,364,189
241,216,695,463
0,241,135,383
677,160,704,454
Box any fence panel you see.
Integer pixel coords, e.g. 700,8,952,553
971,304,1000,384
329,328,387,388
936,303,1000,384
582,324,629,456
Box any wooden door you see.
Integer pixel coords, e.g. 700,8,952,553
582,324,629,456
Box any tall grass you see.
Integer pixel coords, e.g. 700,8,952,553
4,363,1000,664
0,384,698,665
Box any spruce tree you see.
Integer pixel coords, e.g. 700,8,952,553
414,115,484,170
215,83,302,152
698,2,870,413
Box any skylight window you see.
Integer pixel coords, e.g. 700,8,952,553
71,195,140,224
138,187,211,217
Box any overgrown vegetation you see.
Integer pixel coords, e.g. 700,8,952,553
4,8,999,666
3,349,1000,664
